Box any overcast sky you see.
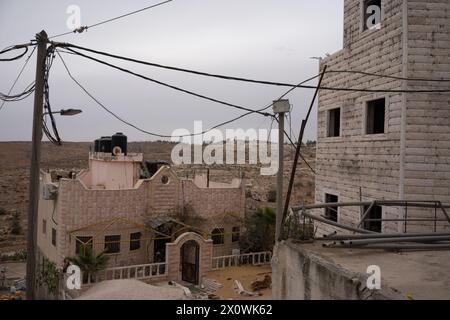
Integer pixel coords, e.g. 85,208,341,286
0,0,344,142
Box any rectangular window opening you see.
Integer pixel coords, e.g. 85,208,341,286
327,108,341,137
363,0,382,31
366,98,385,134
104,235,121,254
363,205,383,233
130,232,142,251
324,194,339,222
51,228,57,247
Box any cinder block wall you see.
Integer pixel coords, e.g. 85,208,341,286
315,0,450,235
316,0,404,235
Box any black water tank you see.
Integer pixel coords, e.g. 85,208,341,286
111,132,127,155
94,138,101,152
99,136,112,153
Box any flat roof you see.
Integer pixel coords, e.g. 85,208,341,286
296,242,450,300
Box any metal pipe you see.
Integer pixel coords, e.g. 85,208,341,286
300,211,375,234
332,243,450,250
357,201,376,228
317,232,450,241
293,201,450,212
342,235,450,246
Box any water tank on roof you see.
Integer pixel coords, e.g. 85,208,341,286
111,132,127,156
99,136,112,153
94,138,101,152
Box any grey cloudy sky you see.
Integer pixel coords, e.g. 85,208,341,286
0,0,344,142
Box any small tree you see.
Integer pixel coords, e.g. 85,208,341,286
240,207,276,253
10,212,22,235
67,246,109,283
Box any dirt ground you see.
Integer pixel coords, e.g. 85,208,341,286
206,265,272,300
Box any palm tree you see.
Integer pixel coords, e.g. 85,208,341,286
67,246,109,284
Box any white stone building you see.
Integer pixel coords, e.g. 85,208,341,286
315,0,450,235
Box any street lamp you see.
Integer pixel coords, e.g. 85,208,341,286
44,108,82,116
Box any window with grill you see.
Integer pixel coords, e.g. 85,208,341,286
130,232,141,251
76,236,93,255
211,228,225,245
104,235,121,254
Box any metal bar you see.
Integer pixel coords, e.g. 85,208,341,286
357,201,376,228
281,66,328,241
332,243,450,250
363,218,448,222
318,232,450,241
293,201,450,211
342,235,450,246
301,211,375,234
438,201,450,224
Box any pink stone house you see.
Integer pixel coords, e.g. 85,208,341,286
37,134,245,286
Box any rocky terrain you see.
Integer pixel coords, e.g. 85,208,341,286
0,141,315,253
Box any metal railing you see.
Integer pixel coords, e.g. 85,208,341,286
211,251,272,270
83,262,167,285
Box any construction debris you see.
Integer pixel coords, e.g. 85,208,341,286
234,280,260,297
251,275,271,291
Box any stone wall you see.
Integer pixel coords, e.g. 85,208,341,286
271,241,403,300
315,0,450,235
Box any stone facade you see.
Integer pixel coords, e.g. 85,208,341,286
37,153,245,276
315,0,450,235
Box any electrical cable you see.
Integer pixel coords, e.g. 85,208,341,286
60,47,272,117
0,44,30,62
56,50,264,138
56,43,450,93
49,0,174,39
0,46,37,111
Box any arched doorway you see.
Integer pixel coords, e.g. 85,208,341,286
180,240,199,284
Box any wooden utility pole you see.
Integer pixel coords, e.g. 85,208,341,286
26,30,48,300
273,100,290,241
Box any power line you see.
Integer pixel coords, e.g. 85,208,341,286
0,44,31,62
0,47,37,112
326,69,450,82
56,43,450,93
57,51,267,139
49,0,174,39
59,47,272,117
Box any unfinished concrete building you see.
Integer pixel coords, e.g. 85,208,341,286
273,0,450,300
315,0,450,235
36,133,250,288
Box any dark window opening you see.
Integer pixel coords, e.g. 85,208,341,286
363,205,382,233
327,108,341,137
366,98,385,134
363,0,382,31
104,235,121,254
42,219,47,235
130,232,142,251
76,236,93,255
51,228,57,247
211,228,225,245
324,194,339,222
232,227,240,242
